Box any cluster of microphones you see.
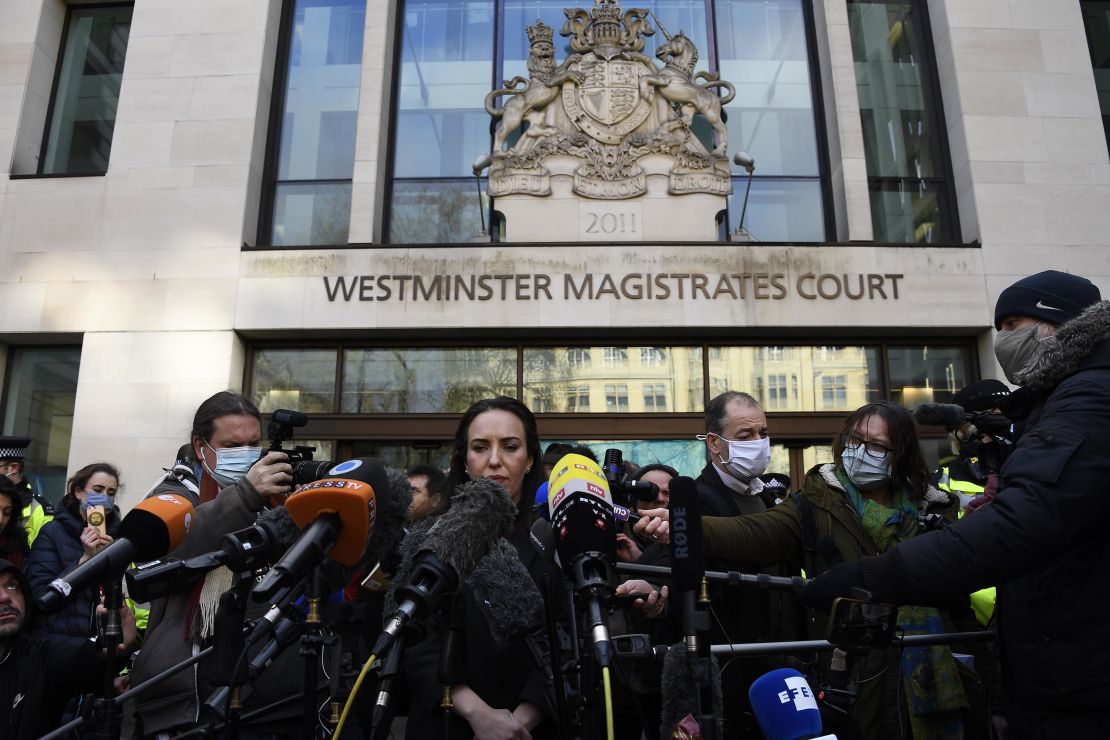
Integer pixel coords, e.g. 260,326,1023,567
36,448,838,740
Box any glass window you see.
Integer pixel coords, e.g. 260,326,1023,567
1081,1,1110,154
523,346,703,413
643,383,667,411
605,384,630,412
727,178,826,242
340,440,452,469
542,438,704,479
2,347,81,506
266,0,366,245
847,0,955,243
602,347,628,368
387,0,494,241
708,345,881,411
717,0,826,239
886,345,973,408
251,349,338,413
341,348,516,412
389,180,487,244
41,5,133,175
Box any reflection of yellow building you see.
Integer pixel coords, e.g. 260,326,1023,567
523,346,703,413
708,346,874,412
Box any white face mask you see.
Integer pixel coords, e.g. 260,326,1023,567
700,434,771,481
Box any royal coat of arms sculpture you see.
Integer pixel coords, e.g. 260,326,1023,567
483,0,735,241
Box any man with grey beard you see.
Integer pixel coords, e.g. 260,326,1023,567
803,270,1109,739
0,559,136,738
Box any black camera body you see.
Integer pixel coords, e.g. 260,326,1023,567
601,448,659,507
266,408,334,484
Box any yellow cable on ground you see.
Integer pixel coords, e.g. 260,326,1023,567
602,665,615,740
333,653,377,739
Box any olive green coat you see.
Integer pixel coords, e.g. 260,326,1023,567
702,463,972,740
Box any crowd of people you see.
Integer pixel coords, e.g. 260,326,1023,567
0,269,1105,740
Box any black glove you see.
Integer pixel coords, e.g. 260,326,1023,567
799,562,865,612
970,413,1012,442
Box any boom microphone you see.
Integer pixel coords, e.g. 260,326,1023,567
548,453,617,667
749,668,827,740
37,494,194,612
374,476,514,656
913,402,968,429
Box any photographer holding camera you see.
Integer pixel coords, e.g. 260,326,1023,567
932,379,1012,512
132,391,295,738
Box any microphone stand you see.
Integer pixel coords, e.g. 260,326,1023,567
299,568,332,739
40,646,217,740
438,596,464,740
541,572,571,740
89,578,124,740
371,641,404,739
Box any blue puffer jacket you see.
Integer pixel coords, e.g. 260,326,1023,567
26,507,120,645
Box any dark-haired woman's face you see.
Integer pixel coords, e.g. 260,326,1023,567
465,409,533,505
0,493,14,532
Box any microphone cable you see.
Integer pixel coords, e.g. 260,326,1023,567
601,664,615,740
332,652,378,740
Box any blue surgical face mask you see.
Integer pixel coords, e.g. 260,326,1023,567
841,445,891,491
203,441,261,488
81,492,112,512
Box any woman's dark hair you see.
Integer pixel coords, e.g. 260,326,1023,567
191,391,261,445
61,462,121,515
832,401,930,500
0,476,28,560
446,396,545,504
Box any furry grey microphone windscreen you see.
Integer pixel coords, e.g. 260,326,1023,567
659,644,723,739
359,466,413,569
382,516,436,617
420,476,515,583
469,538,544,645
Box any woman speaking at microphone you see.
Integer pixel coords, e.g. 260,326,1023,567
635,402,989,740
401,396,554,740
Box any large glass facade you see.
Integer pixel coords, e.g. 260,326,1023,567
265,0,366,246
847,0,956,243
2,347,82,505
41,5,133,175
717,0,825,241
1082,1,1110,154
387,0,827,242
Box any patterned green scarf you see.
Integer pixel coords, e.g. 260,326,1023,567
836,470,968,740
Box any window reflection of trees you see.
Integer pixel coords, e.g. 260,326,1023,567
342,348,515,412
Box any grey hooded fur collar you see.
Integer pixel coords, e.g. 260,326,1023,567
1014,300,1110,391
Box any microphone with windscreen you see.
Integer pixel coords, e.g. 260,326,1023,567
252,457,392,600
749,668,831,740
373,476,514,657
548,453,617,667
913,402,969,429
37,494,194,613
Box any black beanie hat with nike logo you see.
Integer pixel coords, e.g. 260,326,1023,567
993,270,1101,330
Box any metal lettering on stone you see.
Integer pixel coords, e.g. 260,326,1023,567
484,0,734,201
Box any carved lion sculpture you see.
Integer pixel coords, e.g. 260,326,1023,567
484,40,583,155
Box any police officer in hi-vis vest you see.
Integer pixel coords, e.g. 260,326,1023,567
0,436,54,544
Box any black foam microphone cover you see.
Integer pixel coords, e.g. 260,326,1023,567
469,539,544,645
270,408,308,427
668,476,704,592
913,402,967,428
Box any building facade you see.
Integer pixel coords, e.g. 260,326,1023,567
1,0,1108,505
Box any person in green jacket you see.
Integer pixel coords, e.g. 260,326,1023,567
636,401,989,740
